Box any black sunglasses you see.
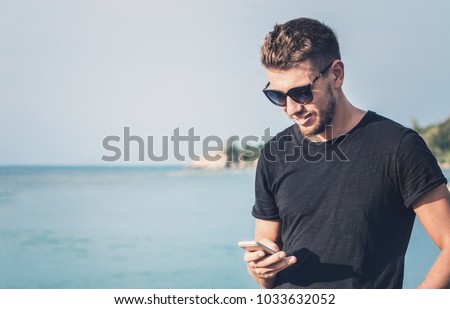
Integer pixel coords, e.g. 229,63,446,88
262,61,335,106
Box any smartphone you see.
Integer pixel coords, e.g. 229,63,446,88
238,240,277,255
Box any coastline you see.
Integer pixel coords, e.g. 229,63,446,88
187,150,257,170
439,162,450,169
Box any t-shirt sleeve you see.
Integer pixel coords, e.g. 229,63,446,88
396,130,448,208
252,153,280,220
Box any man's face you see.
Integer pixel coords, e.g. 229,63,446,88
265,60,336,138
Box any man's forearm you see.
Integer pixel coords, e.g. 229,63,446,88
418,247,450,288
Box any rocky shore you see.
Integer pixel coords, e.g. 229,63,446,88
187,150,257,170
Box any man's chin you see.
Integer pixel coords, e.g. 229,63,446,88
299,126,319,138
298,122,326,138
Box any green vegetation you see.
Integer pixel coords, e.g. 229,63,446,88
225,137,264,168
412,116,450,165
222,115,450,168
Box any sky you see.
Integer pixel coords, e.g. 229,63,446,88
1,0,449,165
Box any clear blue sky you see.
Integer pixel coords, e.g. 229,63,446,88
1,0,449,165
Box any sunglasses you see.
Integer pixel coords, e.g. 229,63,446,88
262,61,334,106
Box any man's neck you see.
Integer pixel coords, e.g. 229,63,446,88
309,98,366,142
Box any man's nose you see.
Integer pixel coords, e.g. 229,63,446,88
285,96,304,116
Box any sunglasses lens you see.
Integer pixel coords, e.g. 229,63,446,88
264,91,286,106
289,87,313,104
263,85,313,106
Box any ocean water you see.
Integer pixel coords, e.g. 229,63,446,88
0,166,448,289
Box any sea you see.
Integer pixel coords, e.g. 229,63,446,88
0,166,449,289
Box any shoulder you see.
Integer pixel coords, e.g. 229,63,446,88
256,125,299,173
358,111,416,146
363,111,410,135
260,125,297,158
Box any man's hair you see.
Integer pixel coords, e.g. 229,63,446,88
261,17,341,71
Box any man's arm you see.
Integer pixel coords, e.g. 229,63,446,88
244,219,296,288
413,184,450,288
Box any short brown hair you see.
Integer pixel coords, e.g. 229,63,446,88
261,18,341,71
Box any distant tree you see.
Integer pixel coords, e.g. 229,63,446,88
223,136,265,168
413,115,450,164
225,136,240,167
241,142,264,162
411,117,421,133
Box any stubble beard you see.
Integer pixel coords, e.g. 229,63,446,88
299,85,337,138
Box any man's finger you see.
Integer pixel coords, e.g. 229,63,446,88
252,256,297,278
243,250,266,263
253,251,286,268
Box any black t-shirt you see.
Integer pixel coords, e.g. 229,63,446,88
252,111,447,288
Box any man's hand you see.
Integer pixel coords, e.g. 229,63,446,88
244,238,297,288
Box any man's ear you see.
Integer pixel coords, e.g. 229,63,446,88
331,60,344,88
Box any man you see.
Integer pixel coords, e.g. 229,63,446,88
244,17,450,288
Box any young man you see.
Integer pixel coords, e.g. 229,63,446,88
244,17,450,288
